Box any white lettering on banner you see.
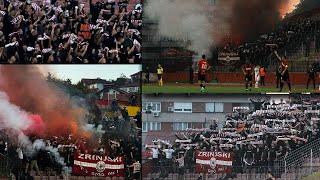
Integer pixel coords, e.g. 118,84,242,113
198,152,230,159
85,154,91,160
73,160,124,170
91,172,105,177
77,154,122,162
196,159,232,166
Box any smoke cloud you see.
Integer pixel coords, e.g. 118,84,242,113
0,92,32,132
226,0,294,42
0,65,87,138
145,0,305,53
145,0,217,58
0,65,89,170
0,91,65,168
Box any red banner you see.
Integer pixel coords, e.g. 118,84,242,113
72,153,125,177
142,150,153,160
195,151,233,174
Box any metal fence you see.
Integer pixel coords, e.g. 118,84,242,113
142,164,320,180
142,138,320,179
275,137,320,180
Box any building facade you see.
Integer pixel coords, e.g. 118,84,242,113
142,94,290,145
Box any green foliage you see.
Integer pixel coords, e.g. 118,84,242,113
45,72,88,97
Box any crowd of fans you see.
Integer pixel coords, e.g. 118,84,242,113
0,101,142,179
145,95,320,179
0,0,142,64
219,16,320,68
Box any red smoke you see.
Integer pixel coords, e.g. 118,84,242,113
216,0,300,44
0,66,89,139
25,114,45,136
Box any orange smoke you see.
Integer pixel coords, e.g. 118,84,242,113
213,0,302,45
0,65,89,139
280,0,301,18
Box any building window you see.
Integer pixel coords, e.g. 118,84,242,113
215,103,224,112
142,122,147,132
205,102,224,112
173,122,189,131
142,122,161,132
142,102,161,112
205,103,215,112
174,103,192,113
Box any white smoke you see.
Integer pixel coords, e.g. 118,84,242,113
0,91,32,132
0,91,66,169
32,139,66,166
145,0,227,59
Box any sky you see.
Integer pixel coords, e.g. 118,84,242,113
48,65,141,83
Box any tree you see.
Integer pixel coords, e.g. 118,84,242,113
115,76,130,86
47,72,56,82
66,79,72,85
75,81,88,93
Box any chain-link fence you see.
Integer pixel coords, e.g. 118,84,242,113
142,164,320,180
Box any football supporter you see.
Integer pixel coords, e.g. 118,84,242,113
0,106,142,179
129,159,141,180
144,95,320,178
0,0,142,64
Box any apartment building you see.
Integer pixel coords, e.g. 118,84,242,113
142,94,290,145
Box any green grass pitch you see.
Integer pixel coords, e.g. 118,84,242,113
142,83,317,94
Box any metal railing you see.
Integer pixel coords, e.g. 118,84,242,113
142,164,320,180
275,137,320,180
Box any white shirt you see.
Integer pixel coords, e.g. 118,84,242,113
133,161,141,173
17,148,23,160
163,149,174,159
176,157,184,167
151,148,159,159
254,66,260,76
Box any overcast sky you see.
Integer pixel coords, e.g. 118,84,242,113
48,65,141,83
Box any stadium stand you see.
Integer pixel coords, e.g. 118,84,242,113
142,95,320,179
0,0,142,64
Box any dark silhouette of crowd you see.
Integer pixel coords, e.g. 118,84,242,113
219,15,320,69
0,105,142,179
0,0,142,64
145,95,320,179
